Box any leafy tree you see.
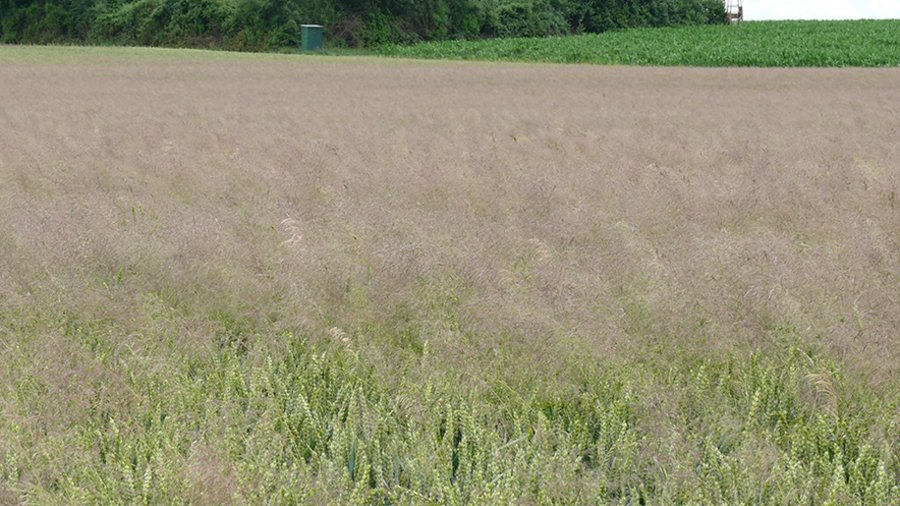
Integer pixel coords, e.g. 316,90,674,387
0,0,727,48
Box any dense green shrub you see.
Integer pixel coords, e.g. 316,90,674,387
0,0,726,49
490,0,569,38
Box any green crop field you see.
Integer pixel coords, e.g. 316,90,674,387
378,20,900,67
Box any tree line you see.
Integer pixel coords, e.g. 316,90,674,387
1,0,726,50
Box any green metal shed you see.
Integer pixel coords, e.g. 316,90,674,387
301,25,324,52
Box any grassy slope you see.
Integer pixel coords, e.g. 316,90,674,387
0,44,380,65
378,20,900,67
0,46,898,504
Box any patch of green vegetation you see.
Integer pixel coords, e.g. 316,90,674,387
1,302,897,503
0,44,314,64
378,20,900,67
0,43,386,66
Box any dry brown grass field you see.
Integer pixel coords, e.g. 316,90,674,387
0,47,898,504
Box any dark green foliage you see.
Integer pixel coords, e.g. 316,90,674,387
0,0,725,49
